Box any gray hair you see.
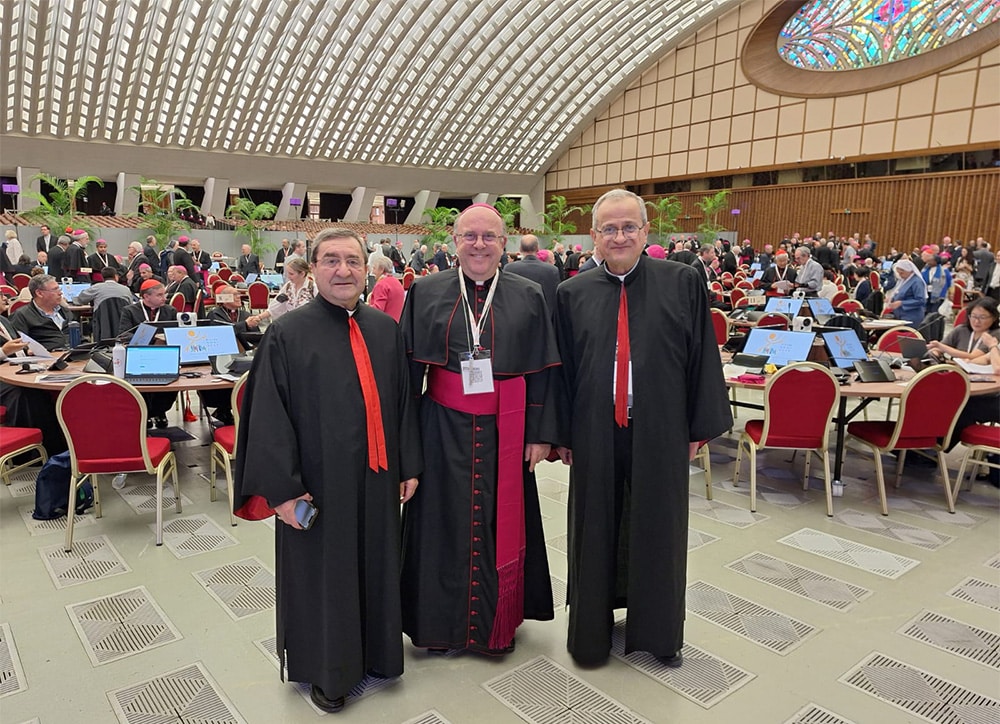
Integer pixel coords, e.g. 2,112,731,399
591,189,647,229
28,274,55,297
371,255,394,274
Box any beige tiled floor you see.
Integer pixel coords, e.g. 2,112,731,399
1,394,998,723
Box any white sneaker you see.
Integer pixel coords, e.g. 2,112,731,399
112,474,127,490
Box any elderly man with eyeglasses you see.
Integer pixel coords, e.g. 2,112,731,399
554,189,732,669
399,203,562,657
10,274,74,351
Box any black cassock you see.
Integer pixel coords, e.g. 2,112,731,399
233,297,422,698
399,269,561,653
556,256,732,664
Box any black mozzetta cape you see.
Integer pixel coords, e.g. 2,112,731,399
555,255,732,664
233,297,422,698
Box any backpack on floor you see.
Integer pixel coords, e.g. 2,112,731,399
32,451,93,520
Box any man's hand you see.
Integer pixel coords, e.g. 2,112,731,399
400,478,419,504
2,339,28,357
555,446,573,466
524,443,551,473
274,492,313,530
246,315,260,328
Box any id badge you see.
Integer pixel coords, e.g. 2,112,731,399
80,267,92,274
460,349,494,395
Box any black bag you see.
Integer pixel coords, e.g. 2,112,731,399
32,452,94,520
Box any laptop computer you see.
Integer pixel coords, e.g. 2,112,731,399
163,325,240,365
897,336,929,360
124,345,180,386
764,297,805,316
742,328,816,367
821,330,868,370
244,273,259,285
130,322,158,347
260,273,284,289
750,262,761,271
730,353,770,373
853,358,896,383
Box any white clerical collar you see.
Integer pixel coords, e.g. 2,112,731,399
603,256,641,282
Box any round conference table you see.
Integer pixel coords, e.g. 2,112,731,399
0,358,234,393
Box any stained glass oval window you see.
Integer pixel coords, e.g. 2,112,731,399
778,0,1000,71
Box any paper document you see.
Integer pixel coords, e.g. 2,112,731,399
955,358,995,375
18,333,53,358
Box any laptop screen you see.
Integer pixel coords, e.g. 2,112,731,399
743,329,816,367
244,273,259,284
259,274,284,288
125,345,180,376
163,325,240,364
822,330,868,368
751,270,764,281
808,297,836,316
750,262,761,271
764,297,804,316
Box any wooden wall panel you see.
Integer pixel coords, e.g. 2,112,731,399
551,170,1000,251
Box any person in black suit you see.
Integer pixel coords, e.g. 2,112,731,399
190,238,212,270
87,239,124,277
274,238,290,273
119,280,177,428
36,224,57,253
172,236,198,280
503,234,561,318
237,244,261,276
47,236,69,281
142,235,160,269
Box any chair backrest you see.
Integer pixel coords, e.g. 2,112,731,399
228,372,250,458
218,267,233,281
954,307,967,327
917,312,945,342
758,362,840,448
402,269,415,291
839,299,863,314
247,281,270,309
12,273,31,290
710,308,729,345
92,296,130,341
755,312,789,330
730,288,746,306
56,375,157,474
874,327,921,352
0,284,16,297
825,314,867,346
736,280,755,290
831,291,850,308
207,273,221,286
169,292,186,313
8,299,28,315
869,270,880,291
229,273,245,284
889,367,970,449
951,285,964,309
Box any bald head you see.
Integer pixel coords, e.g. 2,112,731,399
520,234,539,254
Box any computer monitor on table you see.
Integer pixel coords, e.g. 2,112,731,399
742,328,816,367
821,330,868,369
764,297,804,316
163,325,240,365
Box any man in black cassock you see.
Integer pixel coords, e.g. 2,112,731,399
233,228,422,714
555,189,732,668
399,204,560,656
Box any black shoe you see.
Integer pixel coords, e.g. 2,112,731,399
655,651,683,668
155,416,168,429
310,685,345,713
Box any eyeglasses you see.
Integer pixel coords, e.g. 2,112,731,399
458,232,503,244
969,314,994,322
596,224,642,240
316,256,364,270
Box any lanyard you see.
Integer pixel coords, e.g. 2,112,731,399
968,333,979,354
457,267,498,351
143,306,160,322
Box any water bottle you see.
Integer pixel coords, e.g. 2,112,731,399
112,341,126,378
67,321,81,348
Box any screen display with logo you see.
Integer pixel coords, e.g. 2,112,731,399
808,297,836,316
743,329,816,367
163,325,239,365
822,330,868,368
764,297,804,316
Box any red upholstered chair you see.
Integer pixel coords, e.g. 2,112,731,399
846,366,969,515
710,308,730,346
954,307,968,327
212,279,230,294
56,375,180,551
754,312,790,330
0,426,47,486
402,268,415,291
729,288,746,308
208,372,249,526
735,280,755,291
0,284,17,297
218,267,233,281
169,292,186,313
953,424,1000,500
247,281,270,311
734,363,840,515
869,270,880,291
12,273,31,291
720,272,734,289
839,299,863,314
695,440,714,499
950,284,965,313
207,273,221,287
228,273,245,284
8,299,28,315
874,327,921,353
830,291,850,308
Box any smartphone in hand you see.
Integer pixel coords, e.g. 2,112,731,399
294,499,318,530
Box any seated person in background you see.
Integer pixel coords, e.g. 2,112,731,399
74,267,135,311
208,285,262,348
851,267,873,304
367,255,404,322
11,254,34,276
10,274,74,350
119,280,177,429
819,269,839,301
33,249,47,270
119,279,178,332
129,263,164,294
258,256,315,323
760,252,796,294
164,265,199,312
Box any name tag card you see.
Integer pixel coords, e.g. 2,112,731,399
460,349,494,395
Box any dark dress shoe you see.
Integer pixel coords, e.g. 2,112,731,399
656,651,683,668
310,685,345,713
